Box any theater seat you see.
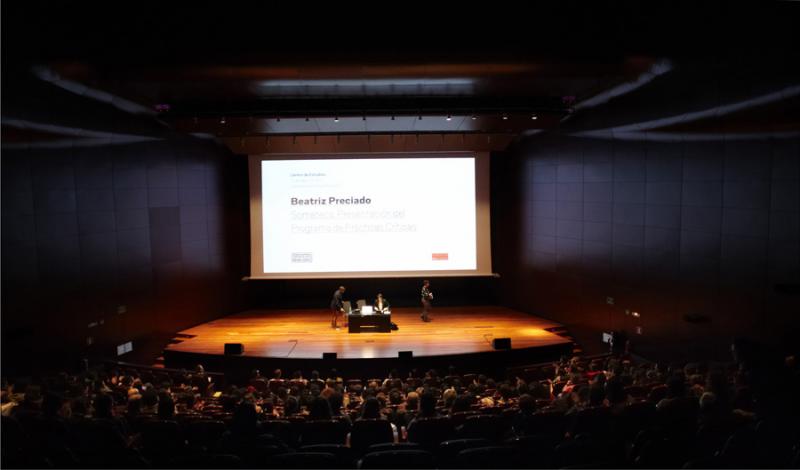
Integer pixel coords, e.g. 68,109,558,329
437,439,492,469
359,449,435,469
270,451,338,469
455,446,521,469
299,444,354,468
457,415,507,441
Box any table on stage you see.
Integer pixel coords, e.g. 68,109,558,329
348,310,392,333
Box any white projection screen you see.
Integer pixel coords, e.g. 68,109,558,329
248,152,492,279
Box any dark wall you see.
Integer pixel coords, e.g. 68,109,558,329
494,134,800,361
1,138,249,373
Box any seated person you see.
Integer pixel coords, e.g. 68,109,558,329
373,293,391,313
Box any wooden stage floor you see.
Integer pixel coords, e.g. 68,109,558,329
165,306,570,360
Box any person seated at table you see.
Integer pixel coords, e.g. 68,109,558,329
373,293,391,313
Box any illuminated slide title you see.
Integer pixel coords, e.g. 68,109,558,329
291,196,372,206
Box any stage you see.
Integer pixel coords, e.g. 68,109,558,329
162,306,573,377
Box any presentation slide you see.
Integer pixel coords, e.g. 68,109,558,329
248,153,492,279
261,157,476,273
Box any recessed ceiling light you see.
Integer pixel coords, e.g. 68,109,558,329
471,115,477,120
220,116,226,124
446,114,452,121
531,115,538,120
502,114,508,120
334,116,339,122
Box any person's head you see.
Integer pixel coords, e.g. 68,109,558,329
328,391,344,414
666,375,686,399
519,394,536,414
588,384,605,407
443,388,457,408
406,391,419,411
451,394,473,413
232,402,258,434
423,280,430,287
293,370,303,380
377,293,383,300
361,397,381,419
339,286,346,293
311,370,320,381
42,392,65,418
419,391,437,416
273,369,282,379
308,396,333,420
194,364,205,375
284,396,300,415
141,389,159,408
251,369,261,379
389,390,403,406
158,394,175,419
605,376,627,405
93,393,113,419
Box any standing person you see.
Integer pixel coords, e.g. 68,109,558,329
330,285,346,329
420,280,433,322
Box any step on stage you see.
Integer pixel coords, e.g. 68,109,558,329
163,306,573,377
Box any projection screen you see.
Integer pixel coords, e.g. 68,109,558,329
248,152,492,279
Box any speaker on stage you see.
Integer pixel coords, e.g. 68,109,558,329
398,351,413,360
224,343,244,355
322,352,337,360
492,338,511,350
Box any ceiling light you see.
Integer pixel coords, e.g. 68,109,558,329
446,114,452,121
334,116,339,122
471,115,477,120
502,114,508,120
220,116,226,124
531,115,538,120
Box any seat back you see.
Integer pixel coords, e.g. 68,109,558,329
456,446,521,469
300,419,348,446
458,414,507,441
299,444,354,468
359,449,435,469
437,439,492,469
184,419,226,450
271,451,338,469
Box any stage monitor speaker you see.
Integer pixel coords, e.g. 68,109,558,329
224,343,244,355
398,351,413,359
322,352,337,360
492,338,511,350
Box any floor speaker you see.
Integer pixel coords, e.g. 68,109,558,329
492,338,511,350
224,343,244,355
398,351,413,359
322,352,337,360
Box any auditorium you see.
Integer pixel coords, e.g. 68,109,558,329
2,3,799,469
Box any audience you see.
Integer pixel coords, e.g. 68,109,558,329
2,341,798,469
